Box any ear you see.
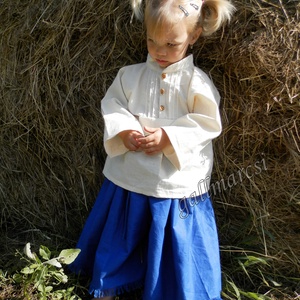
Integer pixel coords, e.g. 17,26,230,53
190,27,202,45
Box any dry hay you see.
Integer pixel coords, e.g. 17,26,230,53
0,0,299,293
203,0,300,281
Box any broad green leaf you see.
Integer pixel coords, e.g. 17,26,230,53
37,282,45,292
29,263,40,269
13,273,24,283
44,258,62,268
45,285,53,293
21,266,35,274
52,270,68,283
58,249,81,265
39,245,51,260
53,292,63,299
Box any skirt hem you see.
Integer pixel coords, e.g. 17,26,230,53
89,279,144,298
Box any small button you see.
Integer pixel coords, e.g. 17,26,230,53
160,88,165,95
159,105,165,111
162,73,167,79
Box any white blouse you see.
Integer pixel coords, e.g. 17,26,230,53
101,54,222,198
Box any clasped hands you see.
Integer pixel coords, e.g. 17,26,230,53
118,126,171,155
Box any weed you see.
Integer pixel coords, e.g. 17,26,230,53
12,243,81,300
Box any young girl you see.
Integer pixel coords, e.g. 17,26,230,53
71,0,235,299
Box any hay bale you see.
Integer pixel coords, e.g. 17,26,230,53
193,0,300,288
202,0,300,279
0,0,299,294
0,0,143,238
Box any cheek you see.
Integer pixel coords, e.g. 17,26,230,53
170,47,188,59
147,42,155,54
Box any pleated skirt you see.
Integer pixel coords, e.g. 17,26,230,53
70,178,222,300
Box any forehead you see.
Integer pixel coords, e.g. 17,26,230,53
146,18,190,43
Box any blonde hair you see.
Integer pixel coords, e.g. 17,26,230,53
131,0,236,36
200,0,236,36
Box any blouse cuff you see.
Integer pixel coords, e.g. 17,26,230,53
163,143,181,170
104,134,129,157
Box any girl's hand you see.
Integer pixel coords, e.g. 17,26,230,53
118,130,143,151
137,126,171,155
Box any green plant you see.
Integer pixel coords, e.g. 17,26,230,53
13,243,81,300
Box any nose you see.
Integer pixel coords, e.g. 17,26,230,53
156,45,167,56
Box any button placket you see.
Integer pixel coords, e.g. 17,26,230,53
159,73,167,115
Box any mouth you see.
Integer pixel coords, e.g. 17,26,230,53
156,58,168,65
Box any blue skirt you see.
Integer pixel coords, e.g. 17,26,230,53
70,178,222,300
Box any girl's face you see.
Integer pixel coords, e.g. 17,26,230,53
146,18,201,68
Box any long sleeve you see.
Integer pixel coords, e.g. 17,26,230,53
162,69,222,170
101,67,144,157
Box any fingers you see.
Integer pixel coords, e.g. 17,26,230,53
143,126,156,134
137,132,157,148
137,127,163,154
118,130,143,151
128,131,143,150
130,131,143,147
119,127,170,155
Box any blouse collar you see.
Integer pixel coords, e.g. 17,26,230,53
146,54,194,73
